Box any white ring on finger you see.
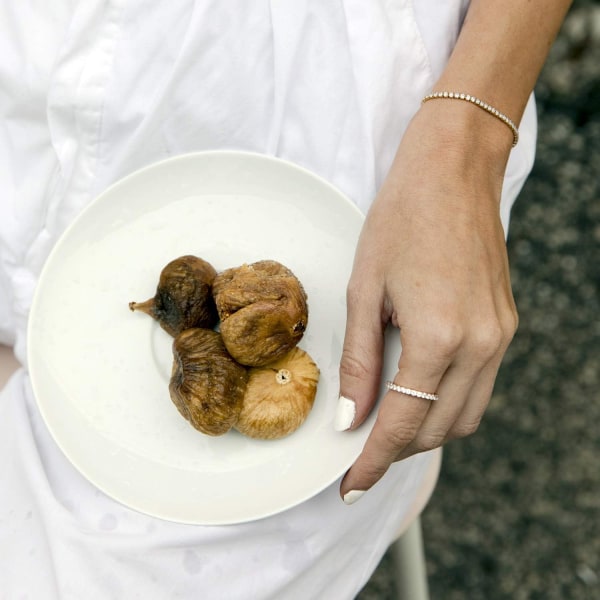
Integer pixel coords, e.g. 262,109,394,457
385,381,439,402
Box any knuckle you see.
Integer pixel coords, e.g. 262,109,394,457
448,418,482,440
377,415,418,449
468,322,505,359
339,348,370,382
434,324,464,357
505,307,520,339
411,320,464,360
412,431,446,453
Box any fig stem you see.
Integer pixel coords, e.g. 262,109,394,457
128,298,154,314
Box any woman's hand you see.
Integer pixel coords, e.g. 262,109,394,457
336,102,519,502
332,0,572,503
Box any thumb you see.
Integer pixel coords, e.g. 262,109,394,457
334,284,385,432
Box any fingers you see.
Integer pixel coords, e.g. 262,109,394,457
339,316,515,502
334,205,519,503
339,343,449,501
394,358,499,462
334,278,386,432
339,394,429,503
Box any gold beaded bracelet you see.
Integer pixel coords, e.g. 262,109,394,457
422,91,519,147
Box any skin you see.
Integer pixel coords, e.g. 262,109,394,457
338,0,573,500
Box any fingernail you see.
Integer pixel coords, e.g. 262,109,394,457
333,396,356,431
343,490,365,505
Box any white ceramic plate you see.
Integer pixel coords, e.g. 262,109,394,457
28,151,400,525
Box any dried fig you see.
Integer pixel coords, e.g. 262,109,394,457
212,260,308,366
169,328,248,436
235,347,319,440
129,255,218,336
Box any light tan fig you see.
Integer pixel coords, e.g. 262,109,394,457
169,328,248,436
129,255,218,337
235,347,319,440
212,260,308,366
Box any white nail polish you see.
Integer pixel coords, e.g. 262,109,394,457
343,490,365,505
334,396,356,431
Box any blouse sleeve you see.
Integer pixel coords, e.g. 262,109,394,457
0,2,75,350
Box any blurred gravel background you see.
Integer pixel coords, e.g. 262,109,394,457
359,1,599,598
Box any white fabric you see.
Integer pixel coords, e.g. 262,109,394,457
0,1,536,598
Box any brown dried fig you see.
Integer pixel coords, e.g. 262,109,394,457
235,347,319,440
212,260,308,366
129,255,218,337
169,328,248,436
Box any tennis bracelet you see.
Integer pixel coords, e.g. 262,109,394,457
422,91,519,147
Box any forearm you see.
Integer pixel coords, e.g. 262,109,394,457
422,0,572,158
440,0,572,118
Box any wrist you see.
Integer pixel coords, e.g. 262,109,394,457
413,97,514,176
422,92,519,148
